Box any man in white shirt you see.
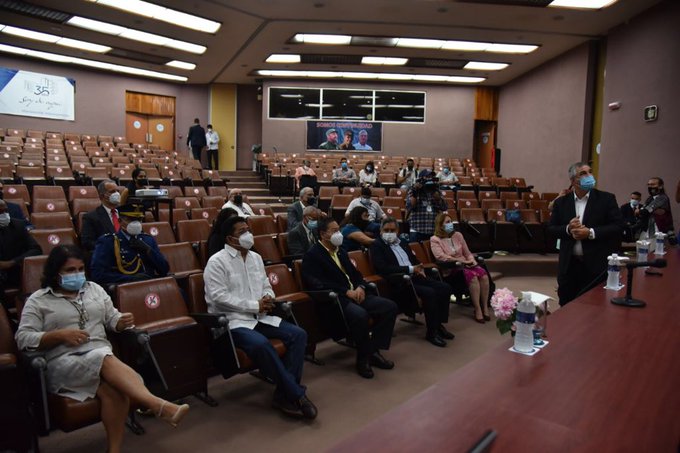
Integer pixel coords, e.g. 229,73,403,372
205,124,220,171
222,188,255,217
204,216,317,419
397,158,418,190
353,130,373,151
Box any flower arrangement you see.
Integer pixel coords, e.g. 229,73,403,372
490,287,518,335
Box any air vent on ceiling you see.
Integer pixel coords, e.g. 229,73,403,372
0,0,72,23
456,0,552,6
408,58,467,69
108,48,170,66
301,54,362,65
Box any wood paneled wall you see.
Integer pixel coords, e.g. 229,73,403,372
474,87,499,121
126,91,175,116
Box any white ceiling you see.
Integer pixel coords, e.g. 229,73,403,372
0,0,662,86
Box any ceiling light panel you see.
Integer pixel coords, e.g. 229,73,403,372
166,60,196,70
464,61,509,70
266,54,301,63
362,56,408,66
293,34,352,45
85,0,221,33
549,0,618,9
67,16,206,54
257,69,485,84
0,24,111,53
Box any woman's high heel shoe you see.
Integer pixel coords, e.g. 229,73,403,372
157,400,190,428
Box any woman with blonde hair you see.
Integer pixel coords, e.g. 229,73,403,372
430,213,490,323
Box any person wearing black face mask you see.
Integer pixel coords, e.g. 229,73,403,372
222,189,255,217
359,160,378,187
636,177,674,237
120,168,152,210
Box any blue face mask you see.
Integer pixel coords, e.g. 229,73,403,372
341,162,348,170
60,272,86,292
444,223,455,233
443,168,450,175
307,220,318,230
579,175,596,191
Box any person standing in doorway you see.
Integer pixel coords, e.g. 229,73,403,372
205,124,220,170
187,118,207,166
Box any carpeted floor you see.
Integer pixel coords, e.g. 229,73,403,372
38,275,559,453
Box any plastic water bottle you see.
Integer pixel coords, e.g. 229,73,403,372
514,292,536,353
654,232,667,255
636,239,650,267
605,254,627,290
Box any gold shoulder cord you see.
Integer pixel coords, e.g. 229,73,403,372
113,235,143,275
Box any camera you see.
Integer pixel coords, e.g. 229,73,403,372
414,175,440,193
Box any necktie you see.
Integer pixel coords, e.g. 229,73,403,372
111,209,120,232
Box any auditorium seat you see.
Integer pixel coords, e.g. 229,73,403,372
3,184,30,206
184,186,207,200
347,250,386,294
330,195,353,222
458,208,491,253
201,196,225,210
276,214,288,233
382,196,405,209
159,209,189,226
32,199,71,214
318,186,339,212
504,199,527,210
342,186,362,198
160,185,183,200
388,188,407,198
518,209,546,254
30,228,78,254
68,186,99,201
459,198,480,209
253,235,283,265
487,209,518,252
207,186,228,198
71,198,101,217
191,207,218,225
247,215,278,236
30,212,74,230
522,191,541,202
142,222,176,245
159,242,202,279
174,197,201,212
175,219,210,244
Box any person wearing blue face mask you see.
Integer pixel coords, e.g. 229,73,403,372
436,166,459,188
288,206,320,256
548,162,624,306
16,245,190,453
332,157,358,187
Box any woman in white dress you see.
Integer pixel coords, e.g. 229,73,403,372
16,245,189,453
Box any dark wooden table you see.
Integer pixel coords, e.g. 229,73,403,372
330,249,680,452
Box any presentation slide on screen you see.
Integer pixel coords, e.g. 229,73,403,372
307,121,382,152
0,67,75,121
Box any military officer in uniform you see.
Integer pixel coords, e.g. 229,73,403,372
90,204,169,286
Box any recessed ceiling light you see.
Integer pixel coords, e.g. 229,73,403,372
292,34,352,45
0,43,187,81
0,24,111,53
2,25,59,43
257,69,484,84
266,54,301,63
464,61,509,71
166,60,196,70
85,0,221,33
361,56,408,66
67,16,206,54
549,0,618,9
442,40,488,51
395,38,445,49
486,43,538,54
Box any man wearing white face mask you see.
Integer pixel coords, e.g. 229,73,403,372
204,216,317,419
301,217,398,379
90,204,169,286
620,191,642,242
81,180,122,252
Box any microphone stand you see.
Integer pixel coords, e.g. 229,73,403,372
611,265,646,308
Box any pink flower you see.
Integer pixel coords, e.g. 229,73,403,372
490,287,518,320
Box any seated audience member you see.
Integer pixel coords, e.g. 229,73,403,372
0,199,42,305
288,206,320,256
341,206,375,252
339,130,355,150
319,128,339,150
90,204,169,286
302,218,398,379
81,179,121,252
371,217,454,347
620,191,642,242
637,177,674,237
436,166,459,188
353,130,373,151
332,157,358,187
294,159,317,191
207,207,238,258
345,187,385,224
397,158,418,190
430,213,490,323
0,182,33,229
16,245,189,453
204,216,317,419
407,171,448,242
120,168,151,207
222,188,255,217
358,161,378,187
287,187,316,231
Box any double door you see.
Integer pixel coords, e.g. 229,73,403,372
125,113,174,151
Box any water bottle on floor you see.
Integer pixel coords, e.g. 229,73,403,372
514,292,535,353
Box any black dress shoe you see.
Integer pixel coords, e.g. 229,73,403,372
298,395,318,420
272,394,304,418
426,333,447,347
437,324,455,340
356,359,374,379
370,352,395,370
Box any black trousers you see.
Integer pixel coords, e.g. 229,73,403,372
400,277,452,334
190,145,202,162
206,148,218,170
338,294,398,359
557,256,605,306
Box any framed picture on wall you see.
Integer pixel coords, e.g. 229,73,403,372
307,120,382,152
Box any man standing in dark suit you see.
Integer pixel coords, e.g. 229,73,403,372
548,162,624,306
187,118,207,166
370,217,454,347
620,191,641,242
81,180,120,252
288,206,319,256
287,187,316,231
301,218,398,379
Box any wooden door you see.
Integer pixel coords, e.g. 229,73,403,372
126,113,148,146
473,121,496,169
149,116,174,151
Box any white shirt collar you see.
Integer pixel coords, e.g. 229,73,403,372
573,191,590,202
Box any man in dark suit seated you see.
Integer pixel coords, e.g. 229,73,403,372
548,162,624,306
90,204,169,286
81,179,120,252
288,206,319,256
0,182,33,229
0,200,42,307
370,217,454,347
287,187,316,231
301,218,398,379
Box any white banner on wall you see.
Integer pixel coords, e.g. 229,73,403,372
0,67,75,121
